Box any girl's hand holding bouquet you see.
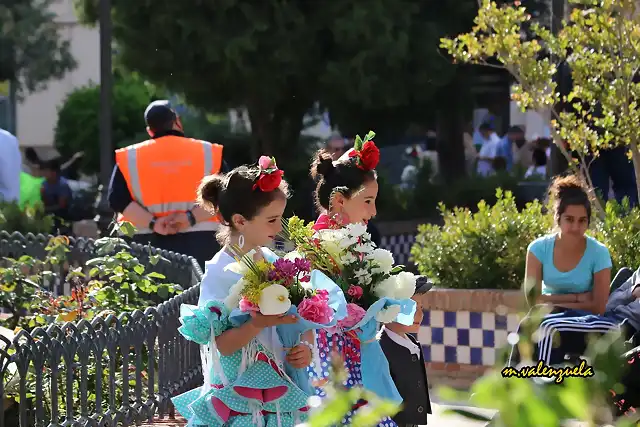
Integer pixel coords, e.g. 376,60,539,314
224,248,346,395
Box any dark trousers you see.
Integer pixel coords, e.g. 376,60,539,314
588,146,638,207
508,307,621,366
131,231,220,270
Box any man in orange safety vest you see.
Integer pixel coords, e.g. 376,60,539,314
108,100,227,268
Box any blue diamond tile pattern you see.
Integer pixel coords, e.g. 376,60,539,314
417,310,520,366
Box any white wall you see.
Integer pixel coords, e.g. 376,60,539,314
16,0,100,148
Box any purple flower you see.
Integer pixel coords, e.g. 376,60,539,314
273,259,297,277
294,258,311,273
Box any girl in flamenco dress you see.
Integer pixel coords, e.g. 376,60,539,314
307,141,401,427
172,158,313,427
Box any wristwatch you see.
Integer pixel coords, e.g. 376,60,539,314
148,217,157,232
186,210,197,227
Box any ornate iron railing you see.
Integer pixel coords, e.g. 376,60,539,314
0,231,204,427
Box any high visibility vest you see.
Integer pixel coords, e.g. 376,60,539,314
115,135,223,234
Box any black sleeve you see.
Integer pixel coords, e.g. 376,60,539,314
108,165,133,213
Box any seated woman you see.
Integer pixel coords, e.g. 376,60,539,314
509,175,617,366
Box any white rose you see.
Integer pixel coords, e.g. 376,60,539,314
258,284,292,315
284,250,304,261
354,268,372,286
224,260,249,275
317,229,346,242
394,272,417,300
340,251,358,265
354,242,375,254
375,305,402,324
345,223,368,238
370,248,394,274
224,278,247,309
338,235,359,250
372,276,397,299
224,292,241,310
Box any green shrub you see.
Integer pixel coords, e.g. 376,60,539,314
0,201,55,234
411,189,551,290
54,72,163,175
412,189,640,290
592,198,640,275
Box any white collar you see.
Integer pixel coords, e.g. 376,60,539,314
383,327,421,356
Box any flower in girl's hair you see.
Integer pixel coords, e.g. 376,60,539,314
254,156,284,192
258,155,274,170
349,131,380,171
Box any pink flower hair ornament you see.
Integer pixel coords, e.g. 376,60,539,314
253,156,284,192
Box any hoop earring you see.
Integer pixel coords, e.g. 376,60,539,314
238,234,245,249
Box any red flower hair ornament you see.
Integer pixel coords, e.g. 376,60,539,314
347,130,380,171
253,156,284,192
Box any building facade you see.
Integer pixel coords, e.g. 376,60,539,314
14,0,100,152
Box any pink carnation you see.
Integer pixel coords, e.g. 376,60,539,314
298,294,333,324
347,285,363,300
239,298,259,312
315,289,329,302
337,303,366,329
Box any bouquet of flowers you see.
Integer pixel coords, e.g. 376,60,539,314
224,249,346,395
284,217,417,402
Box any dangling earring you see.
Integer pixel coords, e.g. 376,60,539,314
238,234,245,249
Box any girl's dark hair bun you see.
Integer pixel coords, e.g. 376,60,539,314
310,149,335,179
197,174,226,214
549,174,590,201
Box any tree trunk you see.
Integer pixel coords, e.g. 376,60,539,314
246,98,312,168
630,142,640,206
435,79,467,183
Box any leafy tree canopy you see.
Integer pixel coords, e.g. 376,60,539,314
74,0,478,162
54,72,162,175
442,0,640,213
0,0,76,96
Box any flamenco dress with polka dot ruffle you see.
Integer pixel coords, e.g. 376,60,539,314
308,214,397,427
172,301,309,427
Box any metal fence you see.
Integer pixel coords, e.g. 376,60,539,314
0,231,204,427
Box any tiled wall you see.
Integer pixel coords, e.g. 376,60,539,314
380,233,416,267
418,310,520,366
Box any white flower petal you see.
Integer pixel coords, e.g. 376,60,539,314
375,305,402,324
394,272,417,300
259,284,292,315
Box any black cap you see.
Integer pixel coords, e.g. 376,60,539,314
415,276,433,295
144,100,176,131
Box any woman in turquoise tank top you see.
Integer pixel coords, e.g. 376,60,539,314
509,175,617,367
525,175,611,315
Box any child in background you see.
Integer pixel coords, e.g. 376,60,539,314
525,148,548,179
380,279,433,427
40,159,72,234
